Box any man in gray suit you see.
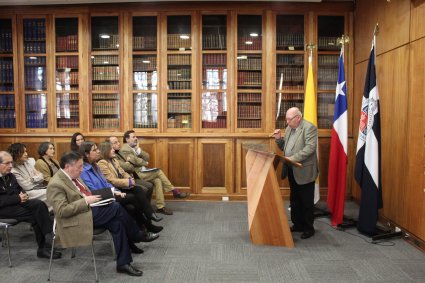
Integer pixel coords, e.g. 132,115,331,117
273,107,319,239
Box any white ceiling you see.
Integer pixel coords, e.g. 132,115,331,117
0,0,323,6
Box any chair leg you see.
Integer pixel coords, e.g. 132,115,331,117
47,234,56,281
5,225,12,267
91,242,99,282
107,232,116,259
71,247,76,258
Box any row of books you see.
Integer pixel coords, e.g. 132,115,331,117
237,119,261,128
317,37,340,51
93,100,120,115
318,82,337,90
168,81,191,90
202,34,226,50
24,56,46,65
276,33,304,50
318,55,339,66
237,37,262,51
57,103,79,117
95,35,119,50
278,83,304,90
26,94,46,110
0,94,15,109
56,71,78,86
92,55,118,65
24,42,46,54
56,35,78,52
168,114,191,128
0,32,13,53
0,61,13,84
133,57,156,71
277,55,304,66
318,68,338,82
92,66,119,81
168,98,191,113
277,67,304,82
238,92,261,103
167,34,192,50
203,54,227,66
92,84,118,91
57,117,79,128
276,101,304,118
0,86,13,91
237,72,262,86
168,69,191,81
0,110,15,128
57,56,78,69
202,118,227,128
134,121,158,128
133,36,157,50
25,69,47,90
56,92,79,101
93,93,119,100
26,112,48,128
237,105,261,119
133,73,157,90
168,54,191,66
276,92,304,102
23,19,46,41
93,118,119,129
238,58,262,71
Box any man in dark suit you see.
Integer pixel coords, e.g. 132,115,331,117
47,151,158,277
0,151,61,259
273,107,319,239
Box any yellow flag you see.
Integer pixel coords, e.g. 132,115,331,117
304,54,320,203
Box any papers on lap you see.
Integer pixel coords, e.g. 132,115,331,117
141,167,159,172
90,187,115,207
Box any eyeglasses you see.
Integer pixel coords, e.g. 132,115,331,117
285,115,299,122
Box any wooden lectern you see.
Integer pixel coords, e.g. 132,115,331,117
245,147,294,248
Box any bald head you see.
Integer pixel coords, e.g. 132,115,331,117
285,107,303,129
0,151,13,175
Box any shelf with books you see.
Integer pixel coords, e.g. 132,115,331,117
317,92,335,129
0,57,14,92
317,16,344,52
237,54,262,89
23,18,46,54
92,92,120,129
275,93,304,129
167,15,191,51
91,16,119,51
167,54,191,90
133,92,158,129
133,55,157,91
167,92,192,129
276,54,305,91
91,55,119,92
201,91,227,129
237,15,262,51
0,19,13,54
56,92,79,128
276,15,304,51
237,92,262,129
55,18,78,52
133,16,157,51
202,15,227,51
25,93,47,128
317,54,339,90
24,56,47,91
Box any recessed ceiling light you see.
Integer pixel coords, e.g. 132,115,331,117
142,60,151,64
245,41,253,45
100,34,110,39
250,33,258,37
180,35,190,40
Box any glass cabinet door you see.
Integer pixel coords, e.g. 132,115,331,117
0,18,16,128
91,16,120,130
132,16,158,129
55,17,79,128
23,18,48,128
166,15,192,129
201,15,227,129
275,15,305,129
237,15,262,129
317,15,344,129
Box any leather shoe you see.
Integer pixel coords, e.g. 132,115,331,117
157,207,173,215
173,192,190,199
150,213,163,222
37,248,61,259
141,231,159,242
290,226,303,232
300,231,315,239
129,242,144,254
116,264,143,277
146,223,163,233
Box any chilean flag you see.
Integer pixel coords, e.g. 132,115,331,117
327,46,348,226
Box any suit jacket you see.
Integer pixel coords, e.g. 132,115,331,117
97,158,132,188
46,170,93,248
118,144,149,180
0,173,24,216
35,157,60,183
276,119,319,185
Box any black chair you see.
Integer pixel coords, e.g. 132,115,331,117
47,219,115,282
0,218,20,267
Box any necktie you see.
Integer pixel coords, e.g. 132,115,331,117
72,179,92,196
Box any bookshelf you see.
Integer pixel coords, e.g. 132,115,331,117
23,18,48,129
90,16,120,130
55,17,80,129
201,14,228,130
166,15,193,129
237,15,263,130
317,15,344,129
0,18,16,129
132,16,158,129
275,15,305,129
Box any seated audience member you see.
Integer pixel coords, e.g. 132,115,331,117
119,130,189,215
0,151,61,259
70,132,85,152
35,142,60,183
106,136,154,200
47,151,158,276
79,141,163,236
8,143,48,204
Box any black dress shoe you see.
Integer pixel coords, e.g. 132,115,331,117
37,248,61,259
116,264,143,277
129,242,144,254
173,192,190,199
290,226,303,232
146,223,163,233
150,213,163,222
141,231,159,242
300,231,315,239
156,207,173,215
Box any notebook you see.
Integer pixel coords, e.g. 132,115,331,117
90,187,115,207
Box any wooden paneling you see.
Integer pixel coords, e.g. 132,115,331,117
405,38,425,239
138,138,157,167
354,0,410,63
411,0,425,41
197,139,234,194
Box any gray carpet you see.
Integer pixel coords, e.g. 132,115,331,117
1,201,425,282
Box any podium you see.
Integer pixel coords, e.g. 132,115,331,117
245,147,294,247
